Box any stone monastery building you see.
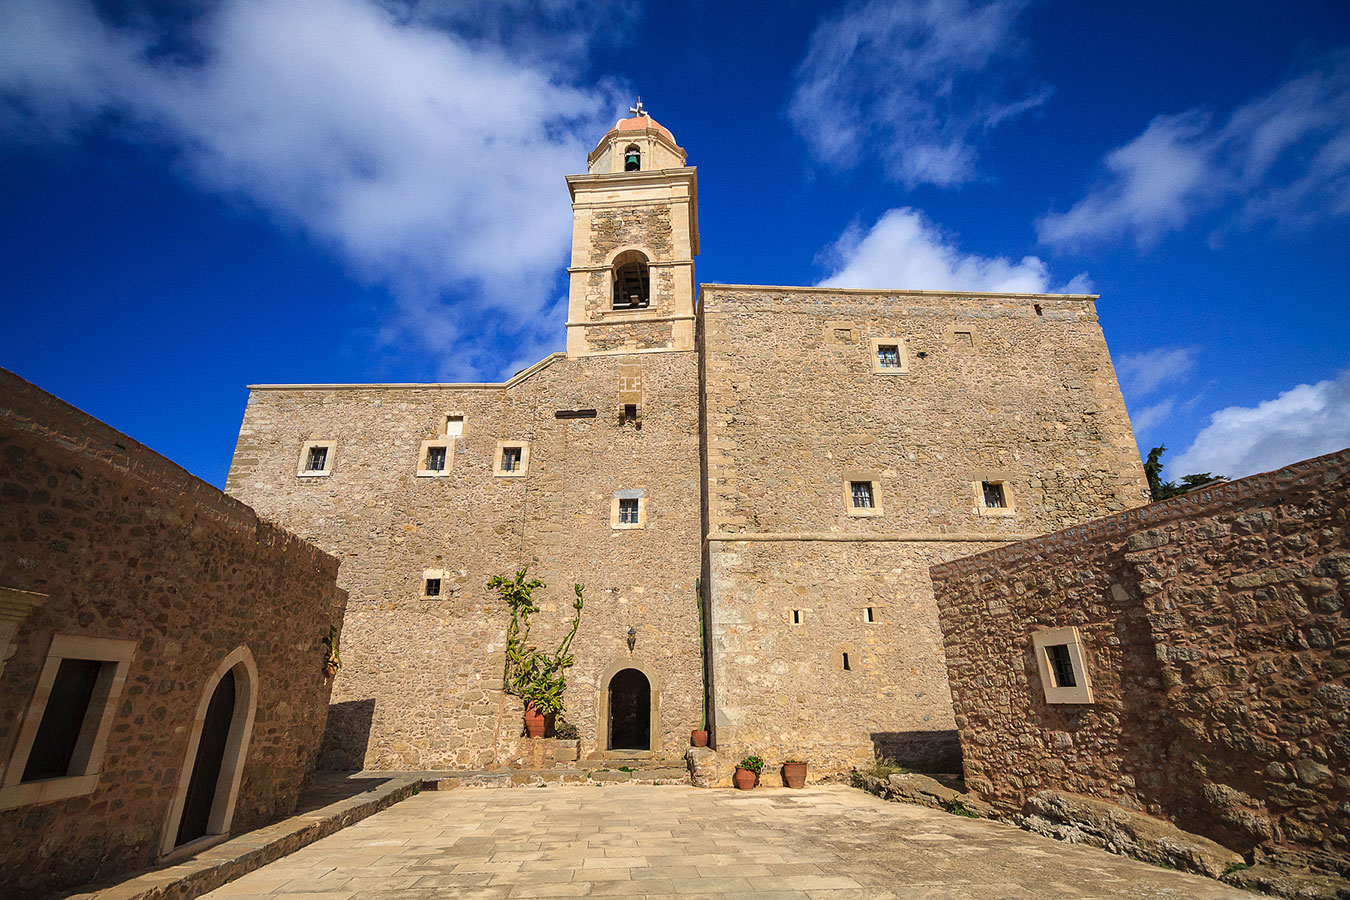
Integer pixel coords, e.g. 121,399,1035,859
226,110,1151,778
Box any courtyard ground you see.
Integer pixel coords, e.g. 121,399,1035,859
200,783,1259,899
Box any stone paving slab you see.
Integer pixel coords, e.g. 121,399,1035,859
61,774,419,900
198,784,1260,899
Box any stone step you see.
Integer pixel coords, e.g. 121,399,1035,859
419,766,689,790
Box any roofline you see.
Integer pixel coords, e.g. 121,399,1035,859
698,283,1100,301
248,353,567,392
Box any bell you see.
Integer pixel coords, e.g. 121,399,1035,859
625,152,640,171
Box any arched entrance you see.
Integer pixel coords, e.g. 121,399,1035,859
607,668,651,750
160,647,257,857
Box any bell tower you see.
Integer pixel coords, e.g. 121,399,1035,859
565,102,699,357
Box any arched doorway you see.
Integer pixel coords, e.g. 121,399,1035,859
161,647,257,857
607,668,651,750
176,669,235,845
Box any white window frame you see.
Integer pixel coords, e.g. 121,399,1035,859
296,440,335,477
973,478,1017,517
0,634,136,811
1032,626,1094,705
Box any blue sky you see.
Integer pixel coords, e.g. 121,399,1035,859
2,0,1348,489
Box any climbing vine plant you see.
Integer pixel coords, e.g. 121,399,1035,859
490,568,584,717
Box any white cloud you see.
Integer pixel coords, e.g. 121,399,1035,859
1130,397,1176,437
0,0,627,376
818,207,1089,294
1038,51,1350,248
1116,346,1198,397
1171,371,1350,479
788,0,1047,187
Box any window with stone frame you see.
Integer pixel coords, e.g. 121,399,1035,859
618,498,639,524
493,441,530,478
0,635,135,811
416,439,453,477
610,490,646,529
296,440,335,477
1031,627,1094,704
973,478,1016,517
851,481,874,508
844,473,883,517
869,337,910,375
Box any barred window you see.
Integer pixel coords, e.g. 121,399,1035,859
425,446,447,472
850,481,874,508
618,498,639,524
501,446,522,472
305,446,328,471
876,344,901,368
982,481,1006,509
424,577,442,598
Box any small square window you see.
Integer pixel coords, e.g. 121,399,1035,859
296,440,335,477
611,491,646,529
869,338,910,375
973,478,1016,517
425,578,441,598
953,331,973,346
417,439,453,477
1031,627,1094,704
444,415,464,437
493,442,530,478
425,446,446,471
844,474,883,517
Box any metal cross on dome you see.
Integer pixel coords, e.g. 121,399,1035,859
629,98,648,118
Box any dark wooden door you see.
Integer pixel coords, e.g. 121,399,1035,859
176,669,235,846
608,669,650,750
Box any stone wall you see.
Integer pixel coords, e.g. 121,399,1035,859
0,369,346,898
699,285,1149,780
227,352,704,769
931,448,1350,858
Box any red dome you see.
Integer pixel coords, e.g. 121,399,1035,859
614,115,676,144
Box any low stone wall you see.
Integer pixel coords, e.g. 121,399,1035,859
930,448,1349,861
0,369,346,898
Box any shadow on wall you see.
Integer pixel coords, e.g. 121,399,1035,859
871,730,963,773
317,699,375,772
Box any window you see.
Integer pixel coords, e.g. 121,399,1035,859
417,439,453,477
1034,304,1044,317
422,569,446,600
624,143,641,171
842,653,851,671
1,635,135,811
1031,627,1094,704
619,403,641,426
493,442,530,478
611,250,651,309
973,478,1016,516
864,607,875,624
843,474,883,517
425,577,441,598
444,415,464,437
296,440,335,477
952,331,973,346
791,609,802,625
869,337,910,374
610,490,646,529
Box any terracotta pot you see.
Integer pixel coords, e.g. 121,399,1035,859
782,761,807,789
523,703,550,738
691,730,709,748
733,767,757,790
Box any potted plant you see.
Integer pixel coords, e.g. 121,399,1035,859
734,755,763,790
691,728,709,748
782,757,807,788
491,569,585,739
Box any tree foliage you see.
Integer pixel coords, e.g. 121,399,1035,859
1144,445,1226,502
491,568,584,717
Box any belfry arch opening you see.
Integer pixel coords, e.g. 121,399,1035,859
611,250,651,310
607,668,651,750
624,143,641,171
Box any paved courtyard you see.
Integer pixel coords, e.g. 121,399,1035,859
202,784,1258,899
